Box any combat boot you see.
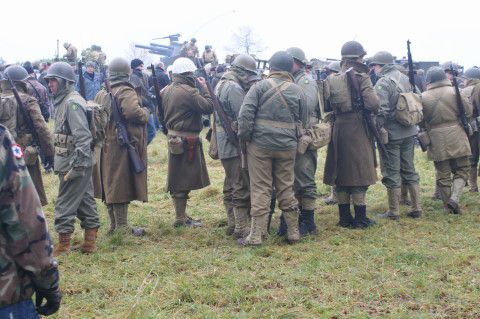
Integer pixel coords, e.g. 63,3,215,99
277,213,287,236
447,178,465,214
173,197,202,228
438,186,452,212
299,209,318,236
233,207,250,239
322,187,337,205
283,208,300,244
107,205,116,234
237,214,267,246
469,167,478,192
353,205,376,228
115,203,146,236
80,228,98,254
400,184,412,206
377,188,401,220
337,204,354,228
225,205,235,236
406,184,422,218
54,233,72,256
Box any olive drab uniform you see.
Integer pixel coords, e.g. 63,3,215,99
292,68,320,233
215,70,251,238
461,78,480,192
374,64,421,219
238,69,308,245
0,80,54,206
421,78,472,213
323,60,380,228
52,87,100,236
0,125,60,314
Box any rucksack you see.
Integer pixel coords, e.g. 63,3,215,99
86,100,109,148
0,94,18,139
389,77,423,127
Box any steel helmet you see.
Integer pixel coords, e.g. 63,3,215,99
172,57,197,74
232,54,257,73
341,41,367,58
286,47,307,65
109,57,131,74
4,65,29,82
44,62,76,82
464,67,480,80
426,67,447,84
369,51,394,66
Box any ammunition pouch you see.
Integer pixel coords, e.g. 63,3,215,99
167,136,184,155
54,133,74,157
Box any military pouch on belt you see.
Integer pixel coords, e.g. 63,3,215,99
54,133,74,157
23,145,39,166
167,136,184,155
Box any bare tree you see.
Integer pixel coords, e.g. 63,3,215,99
125,42,155,65
226,26,266,56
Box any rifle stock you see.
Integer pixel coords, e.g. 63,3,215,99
78,61,86,99
451,65,471,136
104,79,145,173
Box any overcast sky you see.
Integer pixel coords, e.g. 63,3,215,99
2,0,479,68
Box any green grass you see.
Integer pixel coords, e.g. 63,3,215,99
41,133,480,318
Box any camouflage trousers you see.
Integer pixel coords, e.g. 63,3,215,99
221,156,250,208
54,166,100,234
247,143,297,217
294,149,317,210
434,156,470,187
380,136,419,189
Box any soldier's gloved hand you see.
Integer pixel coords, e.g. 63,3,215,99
35,286,62,316
44,156,54,170
64,167,85,182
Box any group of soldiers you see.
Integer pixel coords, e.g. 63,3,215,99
1,39,479,317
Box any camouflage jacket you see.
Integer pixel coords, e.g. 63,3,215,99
0,125,58,307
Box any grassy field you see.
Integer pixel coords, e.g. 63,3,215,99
41,132,480,319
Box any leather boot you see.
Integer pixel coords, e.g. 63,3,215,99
406,184,422,218
233,207,250,239
225,205,235,236
337,204,354,228
353,205,376,228
283,208,300,244
173,197,202,228
438,186,452,211
277,213,287,236
115,203,145,236
323,186,337,205
237,214,267,246
54,233,72,256
447,178,465,214
377,188,401,220
80,228,98,253
299,209,318,236
469,167,478,192
400,184,412,206
107,205,116,234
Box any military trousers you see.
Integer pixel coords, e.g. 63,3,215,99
294,149,318,210
380,136,419,189
434,156,470,187
54,166,100,234
221,156,250,208
247,143,297,217
469,132,479,167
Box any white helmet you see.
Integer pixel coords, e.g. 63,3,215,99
166,65,174,73
172,58,197,74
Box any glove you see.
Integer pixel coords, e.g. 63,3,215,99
44,156,54,170
35,286,62,316
63,167,85,182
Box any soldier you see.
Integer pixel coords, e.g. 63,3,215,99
322,61,341,206
0,65,54,207
461,67,480,192
23,61,52,121
63,42,78,63
237,51,308,245
371,51,422,219
187,38,199,59
421,67,472,213
323,41,380,228
75,61,103,101
0,125,61,318
214,54,258,238
161,57,214,227
202,45,218,66
281,47,320,236
44,62,100,255
95,57,149,236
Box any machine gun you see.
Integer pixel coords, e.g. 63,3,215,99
77,61,86,99
104,79,145,173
